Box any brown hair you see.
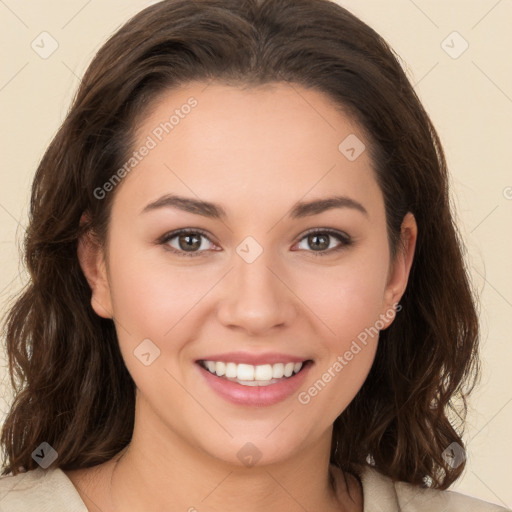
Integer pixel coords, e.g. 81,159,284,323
1,0,480,489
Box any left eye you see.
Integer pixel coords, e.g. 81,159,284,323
294,229,351,256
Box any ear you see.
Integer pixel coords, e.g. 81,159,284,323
379,212,417,329
77,214,113,319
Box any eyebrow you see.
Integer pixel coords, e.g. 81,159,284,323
141,193,368,219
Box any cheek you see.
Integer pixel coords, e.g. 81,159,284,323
295,252,389,347
294,266,383,420
106,252,209,397
290,247,388,411
109,258,205,335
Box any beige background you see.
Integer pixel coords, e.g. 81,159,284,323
0,0,511,507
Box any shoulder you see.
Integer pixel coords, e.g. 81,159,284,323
356,464,511,512
0,467,88,512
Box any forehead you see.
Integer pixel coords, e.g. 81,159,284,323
114,81,383,221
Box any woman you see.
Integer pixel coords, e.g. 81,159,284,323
0,0,509,510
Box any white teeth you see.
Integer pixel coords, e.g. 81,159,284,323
272,363,284,379
255,364,273,380
201,360,304,381
283,362,295,377
237,364,254,380
225,362,237,379
216,361,226,376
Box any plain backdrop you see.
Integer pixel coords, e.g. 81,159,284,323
0,0,511,507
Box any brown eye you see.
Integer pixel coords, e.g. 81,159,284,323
160,229,216,258
295,229,352,256
307,233,330,251
176,233,202,251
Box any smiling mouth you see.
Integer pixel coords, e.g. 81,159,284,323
197,359,312,387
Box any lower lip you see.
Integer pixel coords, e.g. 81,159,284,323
196,361,313,407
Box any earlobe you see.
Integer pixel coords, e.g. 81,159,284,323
381,212,418,327
77,223,113,319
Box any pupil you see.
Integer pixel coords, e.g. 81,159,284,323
310,234,328,250
180,234,200,251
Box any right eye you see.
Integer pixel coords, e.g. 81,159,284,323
159,229,219,257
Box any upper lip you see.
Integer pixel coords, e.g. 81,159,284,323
197,352,310,366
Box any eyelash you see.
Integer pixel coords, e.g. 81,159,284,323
158,228,352,258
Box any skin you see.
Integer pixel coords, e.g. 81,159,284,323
69,81,417,512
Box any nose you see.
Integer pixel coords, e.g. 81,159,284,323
216,248,298,336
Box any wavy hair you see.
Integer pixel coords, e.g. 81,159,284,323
1,0,480,488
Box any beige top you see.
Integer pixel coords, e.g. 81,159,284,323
0,464,509,511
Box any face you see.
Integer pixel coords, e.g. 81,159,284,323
80,81,416,468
